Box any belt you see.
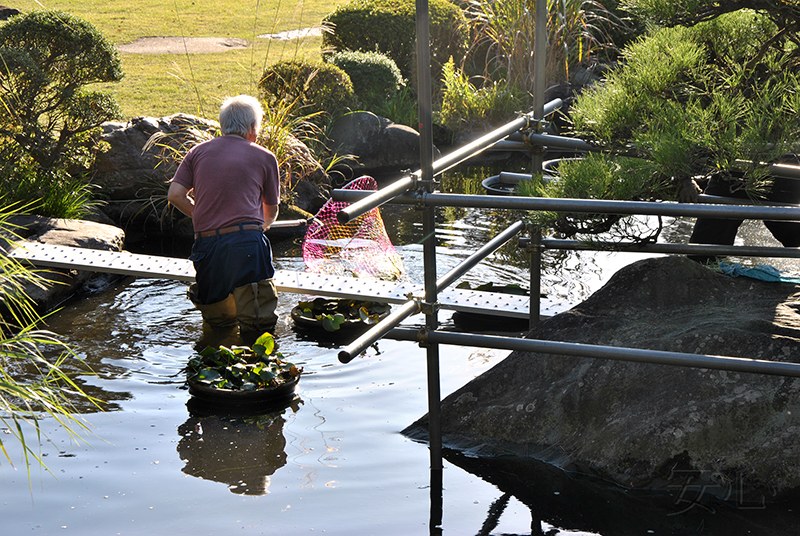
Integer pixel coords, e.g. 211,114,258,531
194,223,263,239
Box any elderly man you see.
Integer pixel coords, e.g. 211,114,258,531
167,95,280,334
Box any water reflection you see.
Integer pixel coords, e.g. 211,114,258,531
177,406,296,495
444,449,800,536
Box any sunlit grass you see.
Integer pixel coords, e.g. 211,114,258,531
16,0,330,118
100,37,324,118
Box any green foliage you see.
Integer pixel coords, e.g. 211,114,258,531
258,59,356,121
0,205,98,476
326,50,405,110
517,154,666,235
622,0,800,33
372,84,419,128
438,57,523,130
322,0,468,82
185,333,302,391
464,0,618,91
294,298,391,332
0,10,123,217
569,10,800,201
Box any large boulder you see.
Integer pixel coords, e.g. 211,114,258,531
4,216,126,314
404,256,800,500
327,111,438,180
90,114,329,231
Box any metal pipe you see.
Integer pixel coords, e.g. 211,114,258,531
528,227,542,329
269,219,308,229
431,115,533,176
386,329,800,378
487,140,529,152
436,221,525,291
531,0,548,174
335,100,564,224
524,238,800,259
527,133,596,152
335,176,417,224
699,194,800,207
429,98,559,175
332,190,800,221
338,300,421,363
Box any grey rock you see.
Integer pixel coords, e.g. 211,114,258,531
0,6,21,20
327,111,438,178
91,114,329,230
4,216,126,313
404,255,800,498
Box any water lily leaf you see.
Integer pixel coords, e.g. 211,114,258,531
196,368,222,383
253,332,275,356
322,313,346,332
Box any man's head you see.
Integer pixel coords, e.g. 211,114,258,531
219,95,264,139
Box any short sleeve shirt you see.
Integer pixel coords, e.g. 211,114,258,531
171,135,280,233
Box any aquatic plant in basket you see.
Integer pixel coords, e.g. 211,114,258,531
291,298,391,332
186,333,302,405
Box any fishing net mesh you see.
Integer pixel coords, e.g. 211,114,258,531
302,176,404,279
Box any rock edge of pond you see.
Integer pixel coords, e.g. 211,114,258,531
404,255,800,501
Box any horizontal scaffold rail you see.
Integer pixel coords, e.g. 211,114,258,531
8,241,529,319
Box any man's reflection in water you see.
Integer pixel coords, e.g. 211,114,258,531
177,405,295,495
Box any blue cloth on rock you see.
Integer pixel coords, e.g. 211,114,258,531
718,261,800,284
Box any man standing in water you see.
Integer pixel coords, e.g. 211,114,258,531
168,94,280,335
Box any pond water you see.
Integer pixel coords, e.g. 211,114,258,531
3,166,800,535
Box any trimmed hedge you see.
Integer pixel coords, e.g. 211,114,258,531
326,50,404,110
258,59,356,118
322,0,468,81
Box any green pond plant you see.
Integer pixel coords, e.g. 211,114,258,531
186,332,302,391
293,298,391,332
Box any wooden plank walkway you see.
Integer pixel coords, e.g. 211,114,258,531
8,241,530,318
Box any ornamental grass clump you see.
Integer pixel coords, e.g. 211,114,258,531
0,204,98,476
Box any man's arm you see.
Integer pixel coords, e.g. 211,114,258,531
167,182,194,218
263,203,279,230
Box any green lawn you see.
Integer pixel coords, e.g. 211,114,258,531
16,0,336,118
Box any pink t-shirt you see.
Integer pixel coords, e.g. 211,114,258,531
171,135,280,233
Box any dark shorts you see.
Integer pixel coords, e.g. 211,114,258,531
190,228,275,305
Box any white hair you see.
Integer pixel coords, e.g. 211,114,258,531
219,95,264,137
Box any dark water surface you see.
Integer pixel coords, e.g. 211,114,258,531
3,169,799,535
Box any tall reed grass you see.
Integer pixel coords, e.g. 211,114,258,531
464,0,619,92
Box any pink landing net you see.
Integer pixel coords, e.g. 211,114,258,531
302,176,404,279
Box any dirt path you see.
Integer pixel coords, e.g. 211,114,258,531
117,28,324,54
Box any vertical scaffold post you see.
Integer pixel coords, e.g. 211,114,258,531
528,227,542,330
415,0,442,531
531,0,548,175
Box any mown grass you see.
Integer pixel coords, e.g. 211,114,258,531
16,0,332,118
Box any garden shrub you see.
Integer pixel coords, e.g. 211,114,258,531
322,0,468,82
326,50,404,110
0,10,123,217
258,59,356,121
537,9,800,239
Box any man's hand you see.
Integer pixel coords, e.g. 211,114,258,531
678,177,701,204
263,203,279,230
167,182,194,217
